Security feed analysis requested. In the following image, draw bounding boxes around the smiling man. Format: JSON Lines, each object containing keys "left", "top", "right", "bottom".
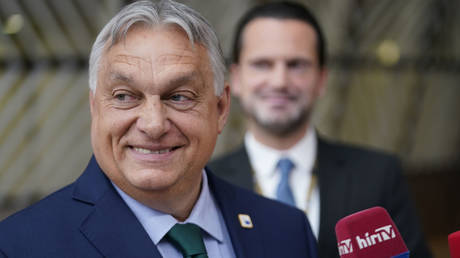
{"left": 90, "top": 24, "right": 223, "bottom": 222}
{"left": 0, "top": 1, "right": 317, "bottom": 258}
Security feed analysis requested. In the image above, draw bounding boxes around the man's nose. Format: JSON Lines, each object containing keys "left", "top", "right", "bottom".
{"left": 136, "top": 96, "right": 171, "bottom": 139}
{"left": 270, "top": 63, "right": 289, "bottom": 89}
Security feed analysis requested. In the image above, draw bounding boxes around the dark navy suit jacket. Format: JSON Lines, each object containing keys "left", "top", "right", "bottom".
{"left": 0, "top": 156, "right": 318, "bottom": 258}
{"left": 209, "top": 137, "right": 432, "bottom": 258}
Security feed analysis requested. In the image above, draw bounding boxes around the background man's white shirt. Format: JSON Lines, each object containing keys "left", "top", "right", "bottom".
{"left": 245, "top": 128, "right": 320, "bottom": 238}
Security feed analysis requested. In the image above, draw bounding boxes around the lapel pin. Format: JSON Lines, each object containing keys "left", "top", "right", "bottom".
{"left": 238, "top": 214, "right": 253, "bottom": 229}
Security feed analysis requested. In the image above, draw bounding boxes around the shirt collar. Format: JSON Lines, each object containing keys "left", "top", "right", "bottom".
{"left": 289, "top": 127, "right": 317, "bottom": 173}
{"left": 185, "top": 170, "right": 224, "bottom": 243}
{"left": 112, "top": 170, "right": 224, "bottom": 245}
{"left": 245, "top": 126, "right": 317, "bottom": 176}
{"left": 245, "top": 132, "right": 280, "bottom": 177}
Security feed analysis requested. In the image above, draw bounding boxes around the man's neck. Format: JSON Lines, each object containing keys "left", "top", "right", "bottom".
{"left": 112, "top": 173, "right": 203, "bottom": 222}
{"left": 249, "top": 122, "right": 310, "bottom": 150}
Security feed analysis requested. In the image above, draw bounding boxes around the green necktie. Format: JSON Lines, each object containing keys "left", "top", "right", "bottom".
{"left": 166, "top": 223, "right": 209, "bottom": 258}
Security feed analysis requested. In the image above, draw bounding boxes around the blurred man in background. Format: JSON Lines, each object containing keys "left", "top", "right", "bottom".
{"left": 209, "top": 2, "right": 432, "bottom": 257}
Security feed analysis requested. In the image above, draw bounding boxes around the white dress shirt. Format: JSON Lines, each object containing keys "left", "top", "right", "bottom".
{"left": 245, "top": 128, "right": 320, "bottom": 239}
{"left": 113, "top": 170, "right": 236, "bottom": 258}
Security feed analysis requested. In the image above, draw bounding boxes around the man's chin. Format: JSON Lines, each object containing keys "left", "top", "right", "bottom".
{"left": 255, "top": 115, "right": 307, "bottom": 136}
{"left": 127, "top": 174, "right": 177, "bottom": 192}
{"left": 258, "top": 115, "right": 294, "bottom": 128}
{"left": 260, "top": 123, "right": 294, "bottom": 136}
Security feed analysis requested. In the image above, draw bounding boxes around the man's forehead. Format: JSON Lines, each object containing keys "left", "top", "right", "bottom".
{"left": 111, "top": 54, "right": 149, "bottom": 67}
{"left": 102, "top": 55, "right": 210, "bottom": 90}
{"left": 107, "top": 49, "right": 200, "bottom": 66}
{"left": 98, "top": 26, "right": 213, "bottom": 86}
{"left": 243, "top": 18, "right": 316, "bottom": 40}
{"left": 100, "top": 49, "right": 205, "bottom": 79}
{"left": 103, "top": 53, "right": 204, "bottom": 78}
{"left": 240, "top": 18, "right": 318, "bottom": 59}
{"left": 107, "top": 67, "right": 199, "bottom": 83}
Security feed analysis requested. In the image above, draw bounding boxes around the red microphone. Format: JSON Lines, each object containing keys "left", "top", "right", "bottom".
{"left": 335, "top": 206, "right": 409, "bottom": 258}
{"left": 449, "top": 230, "right": 460, "bottom": 258}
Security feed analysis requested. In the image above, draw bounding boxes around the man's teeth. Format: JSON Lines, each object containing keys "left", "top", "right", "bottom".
{"left": 133, "top": 147, "right": 171, "bottom": 154}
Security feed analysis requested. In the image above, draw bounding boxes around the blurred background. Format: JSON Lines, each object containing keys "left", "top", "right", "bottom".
{"left": 0, "top": 0, "right": 458, "bottom": 256}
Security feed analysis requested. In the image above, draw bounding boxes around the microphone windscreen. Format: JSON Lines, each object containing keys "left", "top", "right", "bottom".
{"left": 335, "top": 206, "right": 409, "bottom": 258}
{"left": 449, "top": 230, "right": 460, "bottom": 258}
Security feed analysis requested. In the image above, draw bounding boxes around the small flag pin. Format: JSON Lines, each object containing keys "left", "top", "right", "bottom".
{"left": 238, "top": 214, "right": 253, "bottom": 229}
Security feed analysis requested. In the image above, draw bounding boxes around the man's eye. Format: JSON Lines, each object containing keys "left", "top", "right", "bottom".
{"left": 287, "top": 59, "right": 312, "bottom": 71}
{"left": 165, "top": 92, "right": 197, "bottom": 110}
{"left": 170, "top": 94, "right": 190, "bottom": 102}
{"left": 114, "top": 93, "right": 136, "bottom": 102}
{"left": 251, "top": 60, "right": 272, "bottom": 69}
{"left": 115, "top": 94, "right": 127, "bottom": 101}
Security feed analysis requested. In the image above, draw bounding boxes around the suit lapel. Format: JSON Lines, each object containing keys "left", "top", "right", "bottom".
{"left": 207, "top": 170, "right": 265, "bottom": 258}
{"left": 73, "top": 157, "right": 161, "bottom": 258}
{"left": 316, "top": 138, "right": 351, "bottom": 252}
{"left": 226, "top": 145, "right": 255, "bottom": 190}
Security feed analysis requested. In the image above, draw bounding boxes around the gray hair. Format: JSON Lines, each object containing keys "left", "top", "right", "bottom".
{"left": 88, "top": 0, "right": 226, "bottom": 96}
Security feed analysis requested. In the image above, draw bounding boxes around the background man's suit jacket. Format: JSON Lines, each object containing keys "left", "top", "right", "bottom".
{"left": 0, "top": 156, "right": 318, "bottom": 258}
{"left": 209, "top": 137, "right": 432, "bottom": 258}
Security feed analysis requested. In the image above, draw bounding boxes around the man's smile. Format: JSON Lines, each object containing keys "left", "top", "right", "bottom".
{"left": 127, "top": 144, "right": 185, "bottom": 160}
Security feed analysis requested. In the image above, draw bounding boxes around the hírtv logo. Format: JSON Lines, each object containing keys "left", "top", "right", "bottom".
{"left": 338, "top": 225, "right": 396, "bottom": 255}
{"left": 356, "top": 225, "right": 396, "bottom": 249}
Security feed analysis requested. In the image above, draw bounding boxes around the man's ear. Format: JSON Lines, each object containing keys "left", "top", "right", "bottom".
{"left": 317, "top": 68, "right": 328, "bottom": 97}
{"left": 217, "top": 84, "right": 231, "bottom": 134}
{"left": 229, "top": 64, "right": 242, "bottom": 97}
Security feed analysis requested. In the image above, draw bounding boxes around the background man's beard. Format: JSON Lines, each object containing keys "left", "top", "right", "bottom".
{"left": 250, "top": 108, "right": 311, "bottom": 136}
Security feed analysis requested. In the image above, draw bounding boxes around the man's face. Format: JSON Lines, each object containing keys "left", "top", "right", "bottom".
{"left": 232, "top": 18, "right": 326, "bottom": 135}
{"left": 90, "top": 25, "right": 229, "bottom": 198}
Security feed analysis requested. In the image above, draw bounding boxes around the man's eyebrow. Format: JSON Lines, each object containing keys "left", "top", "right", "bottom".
{"left": 109, "top": 71, "right": 134, "bottom": 84}
{"left": 168, "top": 71, "right": 201, "bottom": 87}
